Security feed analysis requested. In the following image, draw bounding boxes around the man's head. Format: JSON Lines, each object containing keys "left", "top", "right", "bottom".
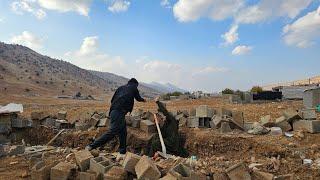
{"left": 128, "top": 78, "right": 139, "bottom": 86}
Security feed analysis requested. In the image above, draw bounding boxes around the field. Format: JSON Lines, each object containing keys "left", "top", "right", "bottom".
{"left": 1, "top": 95, "right": 320, "bottom": 179}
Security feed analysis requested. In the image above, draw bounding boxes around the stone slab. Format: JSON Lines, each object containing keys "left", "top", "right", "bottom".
{"left": 135, "top": 155, "right": 161, "bottom": 180}
{"left": 75, "top": 150, "right": 94, "bottom": 171}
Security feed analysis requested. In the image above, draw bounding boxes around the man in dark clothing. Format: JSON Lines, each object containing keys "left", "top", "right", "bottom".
{"left": 86, "top": 78, "right": 146, "bottom": 154}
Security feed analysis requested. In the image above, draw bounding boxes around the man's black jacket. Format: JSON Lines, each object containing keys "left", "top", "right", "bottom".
{"left": 110, "top": 82, "right": 145, "bottom": 114}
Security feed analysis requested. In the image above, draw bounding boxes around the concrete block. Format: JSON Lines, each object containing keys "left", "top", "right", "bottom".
{"left": 90, "top": 114, "right": 100, "bottom": 127}
{"left": 220, "top": 122, "right": 232, "bottom": 133}
{"left": 90, "top": 156, "right": 114, "bottom": 177}
{"left": 57, "top": 111, "right": 67, "bottom": 120}
{"left": 199, "top": 117, "right": 205, "bottom": 127}
{"left": 270, "top": 127, "right": 283, "bottom": 136}
{"left": 75, "top": 150, "right": 94, "bottom": 171}
{"left": 104, "top": 166, "right": 127, "bottom": 180}
{"left": 303, "top": 88, "right": 320, "bottom": 108}
{"left": 140, "top": 120, "right": 156, "bottom": 134}
{"left": 300, "top": 109, "right": 317, "bottom": 120}
{"left": 50, "top": 162, "right": 77, "bottom": 180}
{"left": 122, "top": 152, "right": 141, "bottom": 174}
{"left": 0, "top": 114, "right": 13, "bottom": 133}
{"left": 226, "top": 162, "right": 251, "bottom": 180}
{"left": 31, "top": 161, "right": 55, "bottom": 180}
{"left": 251, "top": 170, "right": 274, "bottom": 180}
{"left": 204, "top": 118, "right": 211, "bottom": 128}
{"left": 135, "top": 155, "right": 161, "bottom": 180}
{"left": 97, "top": 118, "right": 109, "bottom": 127}
{"left": 196, "top": 105, "right": 213, "bottom": 118}
{"left": 79, "top": 171, "right": 98, "bottom": 180}
{"left": 187, "top": 117, "right": 199, "bottom": 128}
{"left": 11, "top": 117, "right": 28, "bottom": 128}
{"left": 131, "top": 117, "right": 141, "bottom": 128}
{"left": 213, "top": 173, "right": 229, "bottom": 180}
{"left": 178, "top": 117, "right": 188, "bottom": 127}
{"left": 293, "top": 120, "right": 320, "bottom": 133}
{"left": 231, "top": 110, "right": 244, "bottom": 129}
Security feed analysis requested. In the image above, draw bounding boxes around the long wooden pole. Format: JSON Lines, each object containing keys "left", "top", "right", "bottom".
{"left": 153, "top": 113, "right": 166, "bottom": 155}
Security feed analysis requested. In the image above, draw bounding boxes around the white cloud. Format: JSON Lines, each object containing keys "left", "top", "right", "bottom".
{"left": 161, "top": 0, "right": 171, "bottom": 9}
{"left": 232, "top": 45, "right": 252, "bottom": 55}
{"left": 173, "top": 0, "right": 244, "bottom": 22}
{"left": 0, "top": 17, "right": 4, "bottom": 23}
{"left": 283, "top": 6, "right": 320, "bottom": 48}
{"left": 11, "top": 0, "right": 47, "bottom": 20}
{"left": 192, "top": 66, "right": 228, "bottom": 76}
{"left": 221, "top": 24, "right": 239, "bottom": 45}
{"left": 64, "top": 36, "right": 127, "bottom": 74}
{"left": 108, "top": 0, "right": 130, "bottom": 13}
{"left": 10, "top": 31, "right": 44, "bottom": 50}
{"left": 37, "top": 0, "right": 92, "bottom": 16}
{"left": 235, "top": 0, "right": 313, "bottom": 24}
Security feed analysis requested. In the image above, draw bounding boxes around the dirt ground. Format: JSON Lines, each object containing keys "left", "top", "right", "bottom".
{"left": 1, "top": 95, "right": 320, "bottom": 179}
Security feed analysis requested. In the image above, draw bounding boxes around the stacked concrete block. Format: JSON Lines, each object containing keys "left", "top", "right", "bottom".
{"left": 135, "top": 155, "right": 161, "bottom": 180}
{"left": 140, "top": 120, "right": 156, "bottom": 134}
{"left": 196, "top": 105, "right": 213, "bottom": 118}
{"left": 104, "top": 166, "right": 128, "bottom": 180}
{"left": 293, "top": 120, "right": 320, "bottom": 133}
{"left": 122, "top": 152, "right": 141, "bottom": 174}
{"left": 226, "top": 162, "right": 251, "bottom": 180}
{"left": 187, "top": 117, "right": 199, "bottom": 128}
{"left": 50, "top": 162, "right": 77, "bottom": 180}
{"left": 57, "top": 111, "right": 67, "bottom": 120}
{"left": 303, "top": 88, "right": 320, "bottom": 108}
{"left": 90, "top": 156, "right": 114, "bottom": 178}
{"left": 216, "top": 108, "right": 232, "bottom": 117}
{"left": 75, "top": 150, "right": 94, "bottom": 171}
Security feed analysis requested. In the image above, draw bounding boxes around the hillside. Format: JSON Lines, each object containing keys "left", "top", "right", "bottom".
{"left": 145, "top": 82, "right": 187, "bottom": 93}
{"left": 263, "top": 75, "right": 320, "bottom": 90}
{"left": 0, "top": 42, "right": 160, "bottom": 98}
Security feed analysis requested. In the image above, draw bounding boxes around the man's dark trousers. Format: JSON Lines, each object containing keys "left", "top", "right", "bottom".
{"left": 89, "top": 110, "right": 127, "bottom": 154}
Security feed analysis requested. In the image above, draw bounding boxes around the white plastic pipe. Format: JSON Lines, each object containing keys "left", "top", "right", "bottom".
{"left": 153, "top": 113, "right": 167, "bottom": 155}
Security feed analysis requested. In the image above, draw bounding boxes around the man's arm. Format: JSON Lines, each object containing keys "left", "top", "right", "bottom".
{"left": 134, "top": 88, "right": 146, "bottom": 102}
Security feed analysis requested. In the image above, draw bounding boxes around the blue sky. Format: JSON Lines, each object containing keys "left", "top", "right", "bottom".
{"left": 0, "top": 0, "right": 319, "bottom": 92}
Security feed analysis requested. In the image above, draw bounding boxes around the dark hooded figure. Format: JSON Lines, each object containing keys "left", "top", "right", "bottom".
{"left": 86, "top": 78, "right": 146, "bottom": 154}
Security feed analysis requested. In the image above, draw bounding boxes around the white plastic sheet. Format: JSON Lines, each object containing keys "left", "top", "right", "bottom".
{"left": 0, "top": 103, "right": 23, "bottom": 114}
